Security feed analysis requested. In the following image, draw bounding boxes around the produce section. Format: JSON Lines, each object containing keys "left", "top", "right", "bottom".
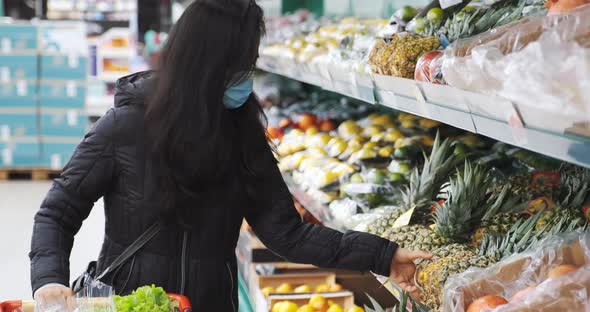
{"left": 253, "top": 1, "right": 590, "bottom": 310}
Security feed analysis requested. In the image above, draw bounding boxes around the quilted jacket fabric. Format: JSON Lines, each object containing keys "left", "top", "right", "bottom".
{"left": 29, "top": 71, "right": 398, "bottom": 311}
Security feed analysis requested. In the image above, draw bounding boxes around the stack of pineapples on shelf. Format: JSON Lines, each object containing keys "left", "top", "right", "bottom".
{"left": 363, "top": 134, "right": 590, "bottom": 310}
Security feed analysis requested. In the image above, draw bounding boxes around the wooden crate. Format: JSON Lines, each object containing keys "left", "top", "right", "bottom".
{"left": 268, "top": 291, "right": 355, "bottom": 310}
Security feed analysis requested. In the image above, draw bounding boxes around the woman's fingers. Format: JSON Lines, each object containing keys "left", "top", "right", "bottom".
{"left": 408, "top": 250, "right": 433, "bottom": 260}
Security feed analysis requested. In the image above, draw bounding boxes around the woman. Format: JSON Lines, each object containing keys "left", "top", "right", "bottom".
{"left": 30, "top": 0, "right": 431, "bottom": 310}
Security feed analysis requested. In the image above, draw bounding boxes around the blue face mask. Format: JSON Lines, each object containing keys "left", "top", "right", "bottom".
{"left": 223, "top": 78, "right": 253, "bottom": 109}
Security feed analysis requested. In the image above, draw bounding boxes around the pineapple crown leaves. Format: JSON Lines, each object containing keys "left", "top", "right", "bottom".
{"left": 481, "top": 185, "right": 525, "bottom": 221}
{"left": 558, "top": 168, "right": 590, "bottom": 209}
{"left": 403, "top": 132, "right": 465, "bottom": 211}
{"left": 433, "top": 161, "right": 493, "bottom": 241}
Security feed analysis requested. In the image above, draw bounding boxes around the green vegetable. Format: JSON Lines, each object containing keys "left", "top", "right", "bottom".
{"left": 427, "top": 8, "right": 444, "bottom": 24}
{"left": 396, "top": 5, "right": 419, "bottom": 22}
{"left": 114, "top": 285, "right": 171, "bottom": 312}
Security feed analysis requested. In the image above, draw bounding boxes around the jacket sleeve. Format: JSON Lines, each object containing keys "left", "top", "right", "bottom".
{"left": 245, "top": 146, "right": 397, "bottom": 276}
{"left": 29, "top": 109, "right": 117, "bottom": 294}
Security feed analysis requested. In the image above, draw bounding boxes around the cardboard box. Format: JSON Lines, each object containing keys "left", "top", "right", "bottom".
{"left": 40, "top": 138, "right": 80, "bottom": 169}
{"left": 40, "top": 55, "right": 88, "bottom": 80}
{"left": 39, "top": 80, "right": 86, "bottom": 109}
{"left": 0, "top": 81, "right": 38, "bottom": 108}
{"left": 0, "top": 54, "right": 39, "bottom": 81}
{"left": 258, "top": 272, "right": 336, "bottom": 293}
{"left": 40, "top": 109, "right": 88, "bottom": 137}
{"left": 0, "top": 23, "right": 38, "bottom": 53}
{"left": 0, "top": 138, "right": 41, "bottom": 167}
{"left": 0, "top": 110, "right": 38, "bottom": 138}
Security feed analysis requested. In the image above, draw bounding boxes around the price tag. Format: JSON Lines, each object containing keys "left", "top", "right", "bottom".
{"left": 50, "top": 154, "right": 62, "bottom": 170}
{"left": 0, "top": 67, "right": 10, "bottom": 83}
{"left": 16, "top": 80, "right": 27, "bottom": 96}
{"left": 66, "top": 81, "right": 77, "bottom": 97}
{"left": 440, "top": 0, "right": 463, "bottom": 9}
{"left": 0, "top": 125, "right": 10, "bottom": 140}
{"left": 1, "top": 38, "right": 11, "bottom": 53}
{"left": 67, "top": 110, "right": 79, "bottom": 126}
{"left": 506, "top": 104, "right": 527, "bottom": 145}
{"left": 392, "top": 207, "right": 415, "bottom": 228}
{"left": 68, "top": 54, "right": 79, "bottom": 68}
{"left": 2, "top": 148, "right": 12, "bottom": 165}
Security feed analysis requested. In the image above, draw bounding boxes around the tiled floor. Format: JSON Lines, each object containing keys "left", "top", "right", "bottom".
{"left": 0, "top": 181, "right": 105, "bottom": 300}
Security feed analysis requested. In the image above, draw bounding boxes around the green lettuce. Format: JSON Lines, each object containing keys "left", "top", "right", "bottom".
{"left": 114, "top": 285, "right": 171, "bottom": 312}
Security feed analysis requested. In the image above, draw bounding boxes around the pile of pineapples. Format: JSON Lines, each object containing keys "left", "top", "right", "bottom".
{"left": 365, "top": 135, "right": 590, "bottom": 310}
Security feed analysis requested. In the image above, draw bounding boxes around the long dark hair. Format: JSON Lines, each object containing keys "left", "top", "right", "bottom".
{"left": 145, "top": 0, "right": 268, "bottom": 210}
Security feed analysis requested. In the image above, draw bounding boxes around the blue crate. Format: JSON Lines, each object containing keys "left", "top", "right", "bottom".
{"left": 0, "top": 139, "right": 41, "bottom": 167}
{"left": 0, "top": 54, "right": 38, "bottom": 81}
{"left": 0, "top": 111, "right": 38, "bottom": 138}
{"left": 0, "top": 82, "right": 37, "bottom": 108}
{"left": 0, "top": 24, "right": 39, "bottom": 52}
{"left": 40, "top": 109, "right": 88, "bottom": 137}
{"left": 40, "top": 140, "right": 80, "bottom": 169}
{"left": 39, "top": 80, "right": 86, "bottom": 109}
{"left": 41, "top": 55, "right": 88, "bottom": 80}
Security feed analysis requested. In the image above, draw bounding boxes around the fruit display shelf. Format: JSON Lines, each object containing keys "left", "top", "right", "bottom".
{"left": 257, "top": 57, "right": 590, "bottom": 170}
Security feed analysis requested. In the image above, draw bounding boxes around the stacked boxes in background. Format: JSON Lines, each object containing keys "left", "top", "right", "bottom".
{"left": 0, "top": 23, "right": 41, "bottom": 167}
{"left": 39, "top": 21, "right": 89, "bottom": 169}
{"left": 0, "top": 21, "right": 89, "bottom": 169}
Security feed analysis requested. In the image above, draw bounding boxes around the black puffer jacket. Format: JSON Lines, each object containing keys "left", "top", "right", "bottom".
{"left": 29, "top": 72, "right": 397, "bottom": 311}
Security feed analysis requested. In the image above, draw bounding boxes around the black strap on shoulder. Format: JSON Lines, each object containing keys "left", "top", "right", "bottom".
{"left": 95, "top": 220, "right": 162, "bottom": 281}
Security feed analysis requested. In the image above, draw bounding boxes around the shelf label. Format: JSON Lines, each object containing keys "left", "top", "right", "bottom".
{"left": 506, "top": 104, "right": 528, "bottom": 145}
{"left": 2, "top": 148, "right": 12, "bottom": 165}
{"left": 0, "top": 67, "right": 10, "bottom": 83}
{"left": 67, "top": 110, "right": 79, "bottom": 126}
{"left": 440, "top": 0, "right": 463, "bottom": 9}
{"left": 66, "top": 81, "right": 77, "bottom": 97}
{"left": 16, "top": 80, "right": 27, "bottom": 96}
{"left": 0, "top": 125, "right": 10, "bottom": 141}
{"left": 1, "top": 38, "right": 11, "bottom": 53}
{"left": 50, "top": 154, "right": 62, "bottom": 170}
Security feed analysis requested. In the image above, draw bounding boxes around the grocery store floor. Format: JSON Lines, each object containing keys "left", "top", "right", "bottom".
{"left": 0, "top": 182, "right": 105, "bottom": 300}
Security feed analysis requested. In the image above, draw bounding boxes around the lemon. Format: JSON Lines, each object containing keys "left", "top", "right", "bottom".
{"left": 309, "top": 295, "right": 328, "bottom": 311}
{"left": 279, "top": 301, "right": 299, "bottom": 312}
{"left": 294, "top": 284, "right": 312, "bottom": 293}
{"left": 315, "top": 284, "right": 330, "bottom": 292}
{"left": 378, "top": 146, "right": 394, "bottom": 158}
{"left": 273, "top": 302, "right": 287, "bottom": 312}
{"left": 329, "top": 283, "right": 343, "bottom": 292}
{"left": 306, "top": 127, "right": 319, "bottom": 136}
{"left": 297, "top": 305, "right": 314, "bottom": 312}
{"left": 276, "top": 283, "right": 293, "bottom": 293}
{"left": 261, "top": 286, "right": 274, "bottom": 297}
{"left": 347, "top": 306, "right": 365, "bottom": 312}
{"left": 383, "top": 130, "right": 404, "bottom": 142}
{"left": 327, "top": 304, "right": 344, "bottom": 312}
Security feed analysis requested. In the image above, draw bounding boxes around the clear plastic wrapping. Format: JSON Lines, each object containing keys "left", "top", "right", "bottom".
{"left": 443, "top": 231, "right": 590, "bottom": 312}
{"left": 442, "top": 4, "right": 590, "bottom": 119}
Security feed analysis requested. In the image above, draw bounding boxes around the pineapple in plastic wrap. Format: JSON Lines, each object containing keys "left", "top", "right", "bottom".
{"left": 369, "top": 33, "right": 440, "bottom": 78}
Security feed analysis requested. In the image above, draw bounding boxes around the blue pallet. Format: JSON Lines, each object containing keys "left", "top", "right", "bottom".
{"left": 41, "top": 55, "right": 88, "bottom": 80}
{"left": 0, "top": 54, "right": 39, "bottom": 80}
{"left": 39, "top": 80, "right": 86, "bottom": 109}
{"left": 40, "top": 110, "right": 88, "bottom": 137}
{"left": 0, "top": 24, "right": 39, "bottom": 52}
{"left": 0, "top": 112, "right": 38, "bottom": 138}
{"left": 0, "top": 82, "right": 38, "bottom": 108}
{"left": 0, "top": 139, "right": 41, "bottom": 167}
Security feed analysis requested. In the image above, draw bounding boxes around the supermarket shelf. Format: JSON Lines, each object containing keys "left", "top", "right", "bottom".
{"left": 282, "top": 174, "right": 344, "bottom": 232}
{"left": 257, "top": 57, "right": 590, "bottom": 169}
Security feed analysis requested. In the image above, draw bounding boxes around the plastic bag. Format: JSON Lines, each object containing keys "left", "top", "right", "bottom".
{"left": 443, "top": 231, "right": 590, "bottom": 312}
{"left": 72, "top": 281, "right": 116, "bottom": 312}
{"left": 414, "top": 50, "right": 445, "bottom": 84}
{"left": 442, "top": 4, "right": 590, "bottom": 118}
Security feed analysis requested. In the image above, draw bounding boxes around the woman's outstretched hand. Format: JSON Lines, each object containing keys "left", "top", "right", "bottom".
{"left": 389, "top": 247, "right": 432, "bottom": 298}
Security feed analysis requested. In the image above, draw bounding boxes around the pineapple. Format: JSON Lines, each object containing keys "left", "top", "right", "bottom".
{"left": 366, "top": 208, "right": 406, "bottom": 236}
{"left": 417, "top": 244, "right": 495, "bottom": 309}
{"left": 366, "top": 133, "right": 462, "bottom": 235}
{"left": 535, "top": 168, "right": 590, "bottom": 231}
{"left": 471, "top": 185, "right": 525, "bottom": 247}
{"left": 386, "top": 162, "right": 493, "bottom": 252}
